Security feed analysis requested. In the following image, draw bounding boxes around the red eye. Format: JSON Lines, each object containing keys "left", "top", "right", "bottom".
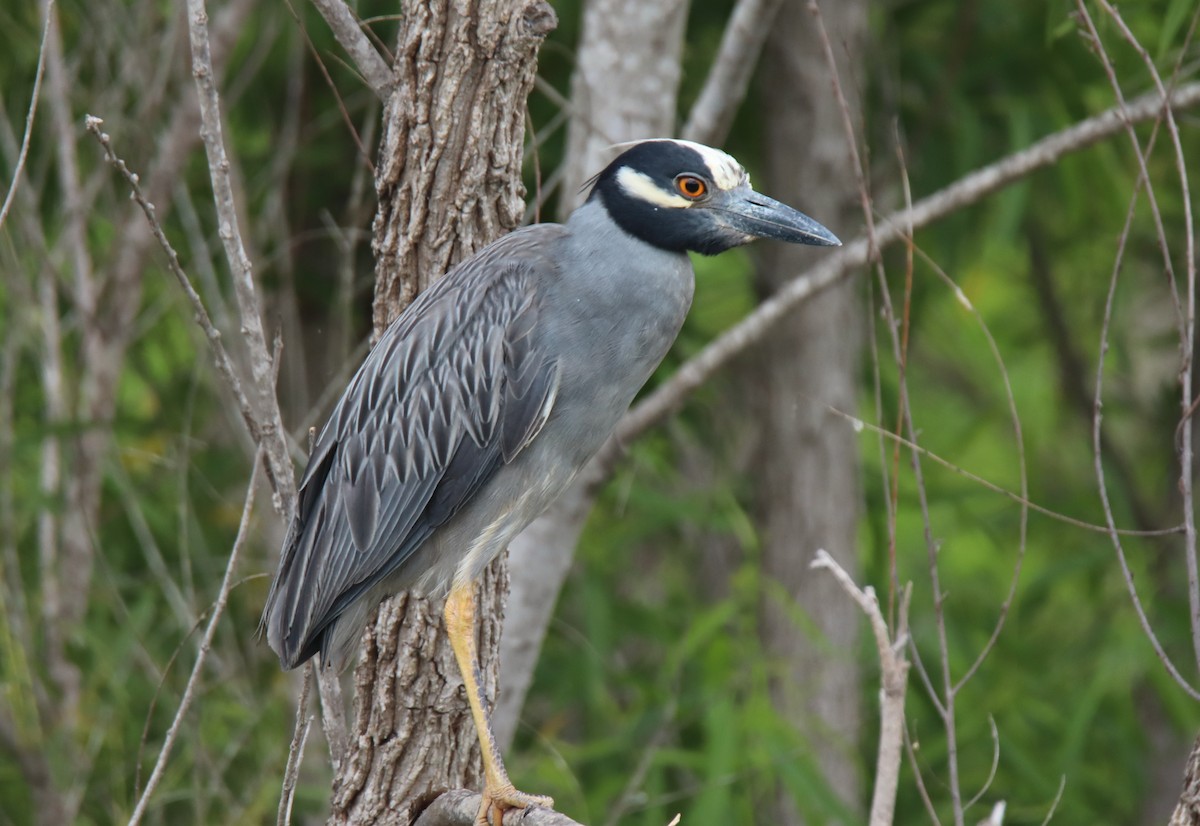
{"left": 676, "top": 175, "right": 707, "bottom": 199}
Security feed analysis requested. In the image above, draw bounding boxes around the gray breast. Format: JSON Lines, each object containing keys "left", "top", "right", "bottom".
{"left": 535, "top": 199, "right": 695, "bottom": 461}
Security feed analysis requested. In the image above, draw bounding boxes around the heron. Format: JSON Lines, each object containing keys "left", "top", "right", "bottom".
{"left": 263, "top": 138, "right": 840, "bottom": 824}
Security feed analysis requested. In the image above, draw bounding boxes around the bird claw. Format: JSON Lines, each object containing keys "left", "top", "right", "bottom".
{"left": 474, "top": 784, "right": 554, "bottom": 826}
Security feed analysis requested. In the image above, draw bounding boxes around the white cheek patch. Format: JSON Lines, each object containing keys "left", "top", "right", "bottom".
{"left": 615, "top": 166, "right": 692, "bottom": 209}
{"left": 671, "top": 139, "right": 747, "bottom": 191}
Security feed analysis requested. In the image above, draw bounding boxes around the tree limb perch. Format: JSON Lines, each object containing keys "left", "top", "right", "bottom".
{"left": 413, "top": 792, "right": 584, "bottom": 826}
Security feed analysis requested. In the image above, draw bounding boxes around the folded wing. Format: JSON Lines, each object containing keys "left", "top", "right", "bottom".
{"left": 263, "top": 243, "right": 561, "bottom": 668}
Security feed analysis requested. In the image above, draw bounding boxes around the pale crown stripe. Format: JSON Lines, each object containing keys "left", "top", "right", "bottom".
{"left": 615, "top": 166, "right": 693, "bottom": 209}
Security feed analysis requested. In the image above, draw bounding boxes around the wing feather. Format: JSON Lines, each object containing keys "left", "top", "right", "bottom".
{"left": 263, "top": 230, "right": 564, "bottom": 668}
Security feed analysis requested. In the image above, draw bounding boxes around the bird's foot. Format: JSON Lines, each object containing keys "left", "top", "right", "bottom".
{"left": 474, "top": 783, "right": 554, "bottom": 826}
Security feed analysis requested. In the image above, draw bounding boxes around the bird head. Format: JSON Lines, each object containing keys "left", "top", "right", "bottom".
{"left": 586, "top": 139, "right": 841, "bottom": 255}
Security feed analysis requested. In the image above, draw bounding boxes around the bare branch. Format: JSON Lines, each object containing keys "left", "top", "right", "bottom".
{"left": 278, "top": 668, "right": 313, "bottom": 826}
{"left": 811, "top": 550, "right": 909, "bottom": 826}
{"left": 681, "top": 0, "right": 784, "bottom": 145}
{"left": 127, "top": 454, "right": 261, "bottom": 826}
{"left": 83, "top": 117, "right": 268, "bottom": 475}
{"left": 186, "top": 0, "right": 297, "bottom": 516}
{"left": 610, "top": 81, "right": 1200, "bottom": 457}
{"left": 0, "top": 0, "right": 50, "bottom": 231}
{"left": 309, "top": 0, "right": 392, "bottom": 99}
{"left": 1039, "top": 775, "right": 1067, "bottom": 826}
{"left": 43, "top": 0, "right": 96, "bottom": 319}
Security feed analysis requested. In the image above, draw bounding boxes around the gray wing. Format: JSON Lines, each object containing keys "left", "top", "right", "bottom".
{"left": 263, "top": 233, "right": 562, "bottom": 668}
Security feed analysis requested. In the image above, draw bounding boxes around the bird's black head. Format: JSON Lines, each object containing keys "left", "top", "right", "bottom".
{"left": 586, "top": 139, "right": 841, "bottom": 255}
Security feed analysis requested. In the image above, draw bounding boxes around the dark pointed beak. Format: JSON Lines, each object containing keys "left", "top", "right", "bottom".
{"left": 712, "top": 186, "right": 841, "bottom": 247}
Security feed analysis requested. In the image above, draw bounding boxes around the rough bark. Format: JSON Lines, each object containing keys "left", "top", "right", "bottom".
{"left": 370, "top": 0, "right": 556, "bottom": 334}
{"left": 493, "top": 0, "right": 688, "bottom": 751}
{"left": 752, "top": 1, "right": 867, "bottom": 820}
{"left": 327, "top": 2, "right": 556, "bottom": 824}
{"left": 1171, "top": 733, "right": 1200, "bottom": 826}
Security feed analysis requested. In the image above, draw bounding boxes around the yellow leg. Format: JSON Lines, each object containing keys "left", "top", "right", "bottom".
{"left": 444, "top": 583, "right": 554, "bottom": 826}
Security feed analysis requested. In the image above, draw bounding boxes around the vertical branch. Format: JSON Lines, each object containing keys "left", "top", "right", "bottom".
{"left": 278, "top": 667, "right": 314, "bottom": 826}
{"left": 811, "top": 551, "right": 910, "bottom": 826}
{"left": 35, "top": 254, "right": 70, "bottom": 711}
{"left": 38, "top": 0, "right": 92, "bottom": 731}
{"left": 185, "top": 0, "right": 297, "bottom": 516}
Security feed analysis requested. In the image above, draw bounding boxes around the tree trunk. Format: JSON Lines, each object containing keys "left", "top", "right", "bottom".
{"left": 327, "top": 2, "right": 556, "bottom": 823}
{"left": 494, "top": 0, "right": 688, "bottom": 751}
{"left": 1170, "top": 732, "right": 1200, "bottom": 826}
{"left": 752, "top": 1, "right": 867, "bottom": 821}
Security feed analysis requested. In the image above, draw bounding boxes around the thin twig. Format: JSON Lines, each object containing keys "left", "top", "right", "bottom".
{"left": 0, "top": 0, "right": 51, "bottom": 230}
{"left": 602, "top": 695, "right": 678, "bottom": 826}
{"left": 911, "top": 246, "right": 1029, "bottom": 694}
{"left": 1096, "top": 0, "right": 1199, "bottom": 677}
{"left": 1038, "top": 775, "right": 1067, "bottom": 826}
{"left": 284, "top": 0, "right": 376, "bottom": 175}
{"left": 903, "top": 721, "right": 942, "bottom": 826}
{"left": 1075, "top": 2, "right": 1200, "bottom": 700}
{"left": 315, "top": 661, "right": 347, "bottom": 772}
{"left": 83, "top": 117, "right": 266, "bottom": 469}
{"left": 127, "top": 453, "right": 262, "bottom": 826}
{"left": 964, "top": 716, "right": 1001, "bottom": 812}
{"left": 277, "top": 667, "right": 313, "bottom": 826}
{"left": 827, "top": 408, "right": 1180, "bottom": 538}
{"left": 809, "top": 3, "right": 961, "bottom": 819}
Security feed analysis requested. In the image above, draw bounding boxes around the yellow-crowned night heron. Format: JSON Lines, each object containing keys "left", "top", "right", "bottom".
{"left": 262, "top": 139, "right": 839, "bottom": 823}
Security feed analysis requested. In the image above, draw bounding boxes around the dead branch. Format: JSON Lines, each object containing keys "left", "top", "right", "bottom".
{"left": 610, "top": 80, "right": 1200, "bottom": 458}
{"left": 82, "top": 117, "right": 269, "bottom": 467}
{"left": 278, "top": 667, "right": 314, "bottom": 826}
{"left": 186, "top": 0, "right": 297, "bottom": 517}
{"left": 0, "top": 0, "right": 49, "bottom": 229}
{"left": 681, "top": 0, "right": 784, "bottom": 145}
{"left": 309, "top": 0, "right": 392, "bottom": 99}
{"left": 811, "top": 550, "right": 910, "bottom": 826}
